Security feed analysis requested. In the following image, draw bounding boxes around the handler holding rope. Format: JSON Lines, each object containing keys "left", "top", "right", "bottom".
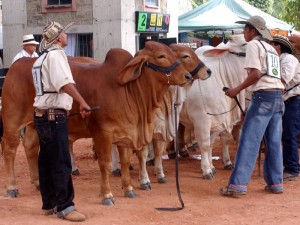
{"left": 220, "top": 15, "right": 285, "bottom": 196}
{"left": 32, "top": 21, "right": 91, "bottom": 221}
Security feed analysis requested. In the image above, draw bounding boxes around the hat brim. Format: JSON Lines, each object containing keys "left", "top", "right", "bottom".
{"left": 235, "top": 20, "right": 273, "bottom": 41}
{"left": 39, "top": 22, "right": 74, "bottom": 52}
{"left": 272, "top": 37, "right": 295, "bottom": 54}
{"left": 21, "top": 41, "right": 39, "bottom": 46}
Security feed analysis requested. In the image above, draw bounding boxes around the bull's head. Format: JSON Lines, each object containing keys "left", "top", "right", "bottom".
{"left": 117, "top": 41, "right": 192, "bottom": 86}
{"left": 169, "top": 44, "right": 211, "bottom": 80}
{"left": 199, "top": 34, "right": 247, "bottom": 58}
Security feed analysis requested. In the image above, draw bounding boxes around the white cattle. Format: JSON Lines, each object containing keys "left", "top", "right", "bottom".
{"left": 179, "top": 34, "right": 248, "bottom": 179}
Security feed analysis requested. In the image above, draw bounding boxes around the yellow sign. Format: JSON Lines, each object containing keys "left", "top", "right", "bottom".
{"left": 157, "top": 14, "right": 162, "bottom": 26}
{"left": 150, "top": 14, "right": 157, "bottom": 26}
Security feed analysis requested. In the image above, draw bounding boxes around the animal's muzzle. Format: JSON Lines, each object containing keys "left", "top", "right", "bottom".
{"left": 207, "top": 68, "right": 212, "bottom": 76}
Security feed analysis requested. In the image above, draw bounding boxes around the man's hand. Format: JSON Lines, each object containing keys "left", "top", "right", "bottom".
{"left": 80, "top": 103, "right": 91, "bottom": 118}
{"left": 225, "top": 87, "right": 241, "bottom": 98}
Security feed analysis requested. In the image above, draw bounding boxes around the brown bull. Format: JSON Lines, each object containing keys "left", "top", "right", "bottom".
{"left": 288, "top": 36, "right": 300, "bottom": 61}
{"left": 1, "top": 41, "right": 192, "bottom": 205}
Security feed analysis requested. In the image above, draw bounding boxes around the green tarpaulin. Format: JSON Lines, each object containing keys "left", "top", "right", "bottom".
{"left": 179, "top": 0, "right": 293, "bottom": 32}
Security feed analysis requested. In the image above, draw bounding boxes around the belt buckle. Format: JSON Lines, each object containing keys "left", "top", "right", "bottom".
{"left": 35, "top": 111, "right": 44, "bottom": 117}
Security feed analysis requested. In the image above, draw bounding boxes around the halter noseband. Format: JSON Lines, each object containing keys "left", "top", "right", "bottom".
{"left": 190, "top": 62, "right": 206, "bottom": 77}
{"left": 144, "top": 60, "right": 181, "bottom": 74}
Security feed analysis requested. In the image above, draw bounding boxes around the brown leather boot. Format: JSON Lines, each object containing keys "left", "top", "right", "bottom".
{"left": 62, "top": 210, "right": 86, "bottom": 222}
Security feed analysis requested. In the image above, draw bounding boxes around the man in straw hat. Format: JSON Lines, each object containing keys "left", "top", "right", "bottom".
{"left": 32, "top": 21, "right": 91, "bottom": 222}
{"left": 12, "top": 34, "right": 39, "bottom": 64}
{"left": 271, "top": 34, "right": 300, "bottom": 182}
{"left": 220, "top": 15, "right": 285, "bottom": 196}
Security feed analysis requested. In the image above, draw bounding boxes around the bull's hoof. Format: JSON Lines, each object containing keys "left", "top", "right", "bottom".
{"left": 187, "top": 143, "right": 198, "bottom": 151}
{"left": 140, "top": 182, "right": 151, "bottom": 190}
{"left": 168, "top": 152, "right": 176, "bottom": 159}
{"left": 224, "top": 164, "right": 234, "bottom": 170}
{"left": 92, "top": 152, "right": 98, "bottom": 160}
{"left": 129, "top": 164, "right": 134, "bottom": 171}
{"left": 101, "top": 197, "right": 115, "bottom": 206}
{"left": 35, "top": 185, "right": 40, "bottom": 191}
{"left": 157, "top": 177, "right": 167, "bottom": 184}
{"left": 7, "top": 189, "right": 19, "bottom": 198}
{"left": 72, "top": 169, "right": 80, "bottom": 176}
{"left": 179, "top": 150, "right": 189, "bottom": 158}
{"left": 112, "top": 169, "right": 121, "bottom": 177}
{"left": 146, "top": 159, "right": 154, "bottom": 166}
{"left": 203, "top": 173, "right": 214, "bottom": 180}
{"left": 212, "top": 168, "right": 217, "bottom": 176}
{"left": 125, "top": 190, "right": 137, "bottom": 198}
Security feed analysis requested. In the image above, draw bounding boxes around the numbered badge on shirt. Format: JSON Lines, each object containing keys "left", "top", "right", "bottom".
{"left": 266, "top": 52, "right": 281, "bottom": 79}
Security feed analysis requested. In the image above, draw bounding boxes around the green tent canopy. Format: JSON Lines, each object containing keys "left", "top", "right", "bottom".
{"left": 179, "top": 0, "right": 293, "bottom": 32}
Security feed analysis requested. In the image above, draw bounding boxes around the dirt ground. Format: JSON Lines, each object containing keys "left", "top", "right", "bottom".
{"left": 1, "top": 138, "right": 300, "bottom": 225}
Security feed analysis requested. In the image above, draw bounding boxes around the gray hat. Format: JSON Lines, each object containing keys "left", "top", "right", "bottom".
{"left": 39, "top": 21, "right": 73, "bottom": 52}
{"left": 236, "top": 15, "right": 273, "bottom": 41}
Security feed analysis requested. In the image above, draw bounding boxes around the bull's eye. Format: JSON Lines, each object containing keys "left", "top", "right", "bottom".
{"left": 242, "top": 44, "right": 247, "bottom": 47}
{"left": 158, "top": 55, "right": 165, "bottom": 59}
{"left": 182, "top": 55, "right": 189, "bottom": 59}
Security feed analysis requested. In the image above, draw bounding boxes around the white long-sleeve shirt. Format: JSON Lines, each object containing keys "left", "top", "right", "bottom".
{"left": 12, "top": 49, "right": 38, "bottom": 64}
{"left": 280, "top": 53, "right": 300, "bottom": 101}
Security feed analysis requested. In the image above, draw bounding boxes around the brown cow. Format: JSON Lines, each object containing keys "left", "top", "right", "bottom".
{"left": 288, "top": 36, "right": 300, "bottom": 61}
{"left": 1, "top": 41, "right": 192, "bottom": 205}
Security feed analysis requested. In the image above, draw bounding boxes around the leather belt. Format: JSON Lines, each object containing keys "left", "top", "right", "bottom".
{"left": 256, "top": 88, "right": 282, "bottom": 92}
{"left": 34, "top": 108, "right": 68, "bottom": 117}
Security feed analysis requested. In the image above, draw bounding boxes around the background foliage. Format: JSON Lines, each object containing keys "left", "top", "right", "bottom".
{"left": 191, "top": 0, "right": 300, "bottom": 30}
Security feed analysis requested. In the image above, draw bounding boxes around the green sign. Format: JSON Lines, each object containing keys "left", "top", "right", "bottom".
{"left": 137, "top": 12, "right": 148, "bottom": 31}
{"left": 135, "top": 11, "right": 170, "bottom": 33}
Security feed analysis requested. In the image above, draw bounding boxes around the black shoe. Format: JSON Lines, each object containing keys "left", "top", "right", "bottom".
{"left": 219, "top": 186, "right": 246, "bottom": 197}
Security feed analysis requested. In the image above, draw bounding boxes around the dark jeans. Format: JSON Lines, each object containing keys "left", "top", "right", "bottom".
{"left": 282, "top": 96, "right": 300, "bottom": 175}
{"left": 34, "top": 113, "right": 74, "bottom": 212}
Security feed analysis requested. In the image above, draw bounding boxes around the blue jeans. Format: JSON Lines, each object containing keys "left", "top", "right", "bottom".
{"left": 34, "top": 113, "right": 75, "bottom": 213}
{"left": 228, "top": 90, "right": 284, "bottom": 192}
{"left": 282, "top": 96, "right": 300, "bottom": 175}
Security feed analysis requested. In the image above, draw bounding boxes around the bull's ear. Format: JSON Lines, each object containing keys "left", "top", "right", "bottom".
{"left": 117, "top": 55, "right": 148, "bottom": 85}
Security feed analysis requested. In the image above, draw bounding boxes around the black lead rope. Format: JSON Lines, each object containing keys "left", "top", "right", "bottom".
{"left": 69, "top": 105, "right": 100, "bottom": 117}
{"left": 156, "top": 103, "right": 184, "bottom": 211}
{"left": 222, "top": 87, "right": 245, "bottom": 116}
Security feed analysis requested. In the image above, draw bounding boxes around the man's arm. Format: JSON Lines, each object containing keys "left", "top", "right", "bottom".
{"left": 225, "top": 68, "right": 262, "bottom": 98}
{"left": 62, "top": 83, "right": 91, "bottom": 118}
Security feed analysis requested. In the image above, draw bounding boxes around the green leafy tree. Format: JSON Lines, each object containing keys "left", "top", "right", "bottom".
{"left": 273, "top": 0, "right": 300, "bottom": 30}
{"left": 192, "top": 0, "right": 210, "bottom": 8}
{"left": 245, "top": 0, "right": 272, "bottom": 14}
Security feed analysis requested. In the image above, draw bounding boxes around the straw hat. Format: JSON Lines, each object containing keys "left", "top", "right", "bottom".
{"left": 39, "top": 21, "right": 74, "bottom": 52}
{"left": 235, "top": 15, "right": 273, "bottom": 41}
{"left": 21, "top": 34, "right": 39, "bottom": 46}
{"left": 272, "top": 34, "right": 294, "bottom": 54}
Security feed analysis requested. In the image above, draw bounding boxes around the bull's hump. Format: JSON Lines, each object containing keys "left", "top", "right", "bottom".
{"left": 105, "top": 48, "right": 133, "bottom": 66}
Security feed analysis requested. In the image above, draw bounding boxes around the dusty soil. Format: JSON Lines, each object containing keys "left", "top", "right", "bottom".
{"left": 0, "top": 138, "right": 300, "bottom": 225}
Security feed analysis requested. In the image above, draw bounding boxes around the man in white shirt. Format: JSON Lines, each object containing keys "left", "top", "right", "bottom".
{"left": 12, "top": 34, "right": 39, "bottom": 64}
